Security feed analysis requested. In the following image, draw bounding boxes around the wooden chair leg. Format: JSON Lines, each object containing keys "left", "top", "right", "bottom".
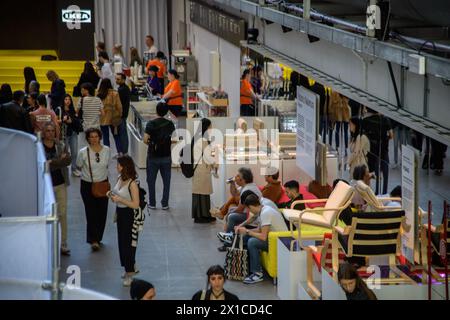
{"left": 306, "top": 248, "right": 321, "bottom": 299}
{"left": 332, "top": 230, "right": 339, "bottom": 281}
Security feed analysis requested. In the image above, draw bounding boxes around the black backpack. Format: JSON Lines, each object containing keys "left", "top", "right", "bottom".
{"left": 128, "top": 180, "right": 147, "bottom": 211}
{"left": 148, "top": 121, "right": 172, "bottom": 155}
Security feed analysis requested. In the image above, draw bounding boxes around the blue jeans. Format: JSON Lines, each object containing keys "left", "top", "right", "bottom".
{"left": 226, "top": 211, "right": 247, "bottom": 233}
{"left": 118, "top": 119, "right": 129, "bottom": 155}
{"left": 101, "top": 125, "right": 122, "bottom": 153}
{"left": 243, "top": 236, "right": 268, "bottom": 274}
{"left": 65, "top": 133, "right": 78, "bottom": 170}
{"left": 146, "top": 156, "right": 172, "bottom": 207}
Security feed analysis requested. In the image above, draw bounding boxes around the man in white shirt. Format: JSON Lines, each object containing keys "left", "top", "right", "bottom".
{"left": 235, "top": 194, "right": 287, "bottom": 284}
{"left": 143, "top": 35, "right": 158, "bottom": 70}
{"left": 98, "top": 51, "right": 117, "bottom": 89}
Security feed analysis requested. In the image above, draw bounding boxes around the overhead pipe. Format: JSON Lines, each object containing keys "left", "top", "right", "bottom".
{"left": 264, "top": 0, "right": 450, "bottom": 54}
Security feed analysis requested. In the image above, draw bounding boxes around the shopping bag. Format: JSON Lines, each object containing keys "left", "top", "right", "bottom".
{"left": 224, "top": 234, "right": 249, "bottom": 281}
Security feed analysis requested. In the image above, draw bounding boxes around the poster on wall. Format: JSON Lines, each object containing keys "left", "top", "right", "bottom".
{"left": 296, "top": 86, "right": 319, "bottom": 179}
{"left": 401, "top": 145, "right": 419, "bottom": 263}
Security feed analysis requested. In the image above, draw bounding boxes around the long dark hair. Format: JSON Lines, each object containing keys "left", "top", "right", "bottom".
{"left": 83, "top": 61, "right": 97, "bottom": 78}
{"left": 118, "top": 155, "right": 138, "bottom": 181}
{"left": 24, "top": 67, "right": 37, "bottom": 94}
{"left": 338, "top": 263, "right": 377, "bottom": 300}
{"left": 193, "top": 118, "right": 212, "bottom": 143}
{"left": 350, "top": 116, "right": 363, "bottom": 142}
{"left": 97, "top": 78, "right": 113, "bottom": 100}
{"left": 63, "top": 94, "right": 75, "bottom": 113}
{"left": 0, "top": 84, "right": 13, "bottom": 103}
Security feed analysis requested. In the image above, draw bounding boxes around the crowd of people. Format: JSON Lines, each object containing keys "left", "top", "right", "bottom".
{"left": 0, "top": 34, "right": 446, "bottom": 301}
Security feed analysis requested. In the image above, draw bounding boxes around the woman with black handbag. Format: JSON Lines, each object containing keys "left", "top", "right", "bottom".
{"left": 61, "top": 94, "right": 83, "bottom": 177}
{"left": 76, "top": 128, "right": 111, "bottom": 251}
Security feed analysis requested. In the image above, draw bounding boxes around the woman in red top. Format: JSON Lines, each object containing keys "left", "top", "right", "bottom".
{"left": 240, "top": 69, "right": 258, "bottom": 116}
{"left": 162, "top": 69, "right": 183, "bottom": 117}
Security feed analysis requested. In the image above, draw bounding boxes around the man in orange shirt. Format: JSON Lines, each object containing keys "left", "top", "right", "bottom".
{"left": 240, "top": 69, "right": 258, "bottom": 116}
{"left": 146, "top": 51, "right": 166, "bottom": 91}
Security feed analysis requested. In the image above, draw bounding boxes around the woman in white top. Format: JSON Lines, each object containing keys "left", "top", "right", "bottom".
{"left": 110, "top": 155, "right": 140, "bottom": 287}
{"left": 112, "top": 44, "right": 126, "bottom": 73}
{"left": 76, "top": 128, "right": 111, "bottom": 251}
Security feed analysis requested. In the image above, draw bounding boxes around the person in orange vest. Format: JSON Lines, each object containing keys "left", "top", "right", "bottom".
{"left": 161, "top": 69, "right": 183, "bottom": 118}
{"left": 240, "top": 69, "right": 258, "bottom": 116}
{"left": 146, "top": 51, "right": 166, "bottom": 91}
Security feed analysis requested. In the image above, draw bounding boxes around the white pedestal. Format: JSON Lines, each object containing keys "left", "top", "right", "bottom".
{"left": 277, "top": 237, "right": 307, "bottom": 300}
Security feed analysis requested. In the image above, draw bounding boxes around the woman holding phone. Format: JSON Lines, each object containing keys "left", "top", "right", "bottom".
{"left": 109, "top": 155, "right": 141, "bottom": 286}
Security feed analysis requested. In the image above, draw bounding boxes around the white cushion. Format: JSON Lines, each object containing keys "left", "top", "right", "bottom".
{"left": 322, "top": 181, "right": 353, "bottom": 223}
{"left": 281, "top": 209, "right": 329, "bottom": 228}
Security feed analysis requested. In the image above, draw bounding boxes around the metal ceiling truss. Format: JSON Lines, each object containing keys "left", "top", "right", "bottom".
{"left": 242, "top": 41, "right": 450, "bottom": 146}
{"left": 211, "top": 0, "right": 450, "bottom": 80}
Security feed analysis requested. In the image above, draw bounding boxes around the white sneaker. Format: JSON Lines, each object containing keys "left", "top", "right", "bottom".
{"left": 123, "top": 275, "right": 133, "bottom": 287}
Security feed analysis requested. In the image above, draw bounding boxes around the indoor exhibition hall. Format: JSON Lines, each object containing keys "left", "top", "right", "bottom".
{"left": 1, "top": 0, "right": 450, "bottom": 304}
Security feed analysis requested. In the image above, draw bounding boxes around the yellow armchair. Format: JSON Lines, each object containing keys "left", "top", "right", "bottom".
{"left": 260, "top": 224, "right": 337, "bottom": 282}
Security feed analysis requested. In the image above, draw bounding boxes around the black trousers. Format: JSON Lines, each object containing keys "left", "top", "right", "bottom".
{"left": 116, "top": 207, "right": 137, "bottom": 272}
{"left": 240, "top": 104, "right": 256, "bottom": 116}
{"left": 168, "top": 105, "right": 182, "bottom": 117}
{"left": 80, "top": 180, "right": 109, "bottom": 244}
{"left": 367, "top": 151, "right": 389, "bottom": 195}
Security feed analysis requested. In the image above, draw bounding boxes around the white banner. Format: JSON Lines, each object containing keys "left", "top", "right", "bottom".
{"left": 296, "top": 86, "right": 318, "bottom": 179}
{"left": 401, "top": 145, "right": 418, "bottom": 263}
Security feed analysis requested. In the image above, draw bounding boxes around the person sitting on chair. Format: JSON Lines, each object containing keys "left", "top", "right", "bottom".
{"left": 261, "top": 167, "right": 282, "bottom": 203}
{"left": 277, "top": 180, "right": 305, "bottom": 210}
{"left": 235, "top": 194, "right": 287, "bottom": 284}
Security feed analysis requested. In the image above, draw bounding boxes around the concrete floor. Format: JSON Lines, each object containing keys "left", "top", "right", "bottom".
{"left": 59, "top": 138, "right": 449, "bottom": 300}
{"left": 60, "top": 164, "right": 278, "bottom": 300}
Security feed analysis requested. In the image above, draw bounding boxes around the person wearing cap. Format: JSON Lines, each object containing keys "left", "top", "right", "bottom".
{"left": 161, "top": 69, "right": 183, "bottom": 118}
{"left": 146, "top": 51, "right": 166, "bottom": 91}
{"left": 130, "top": 279, "right": 156, "bottom": 300}
{"left": 147, "top": 65, "right": 162, "bottom": 95}
{"left": 261, "top": 167, "right": 282, "bottom": 203}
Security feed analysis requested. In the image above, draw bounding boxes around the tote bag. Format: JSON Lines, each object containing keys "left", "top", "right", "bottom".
{"left": 224, "top": 234, "right": 249, "bottom": 281}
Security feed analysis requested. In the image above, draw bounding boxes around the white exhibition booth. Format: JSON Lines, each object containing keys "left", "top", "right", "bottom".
{"left": 0, "top": 128, "right": 114, "bottom": 300}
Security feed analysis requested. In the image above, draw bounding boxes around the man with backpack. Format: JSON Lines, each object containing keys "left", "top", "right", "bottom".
{"left": 143, "top": 102, "right": 176, "bottom": 211}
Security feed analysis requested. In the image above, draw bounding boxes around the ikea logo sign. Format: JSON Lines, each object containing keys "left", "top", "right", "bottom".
{"left": 62, "top": 5, "right": 91, "bottom": 29}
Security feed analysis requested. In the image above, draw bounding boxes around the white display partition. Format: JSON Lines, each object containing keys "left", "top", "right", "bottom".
{"left": 0, "top": 129, "right": 40, "bottom": 217}
{"left": 0, "top": 279, "right": 116, "bottom": 300}
{"left": 401, "top": 145, "right": 419, "bottom": 263}
{"left": 296, "top": 86, "right": 319, "bottom": 180}
{"left": 185, "top": 116, "right": 279, "bottom": 138}
{"left": 0, "top": 128, "right": 113, "bottom": 300}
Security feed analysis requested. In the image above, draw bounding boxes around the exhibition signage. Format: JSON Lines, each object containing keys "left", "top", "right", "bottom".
{"left": 296, "top": 86, "right": 318, "bottom": 179}
{"left": 401, "top": 145, "right": 419, "bottom": 263}
{"left": 190, "top": 0, "right": 247, "bottom": 46}
{"left": 62, "top": 5, "right": 91, "bottom": 30}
